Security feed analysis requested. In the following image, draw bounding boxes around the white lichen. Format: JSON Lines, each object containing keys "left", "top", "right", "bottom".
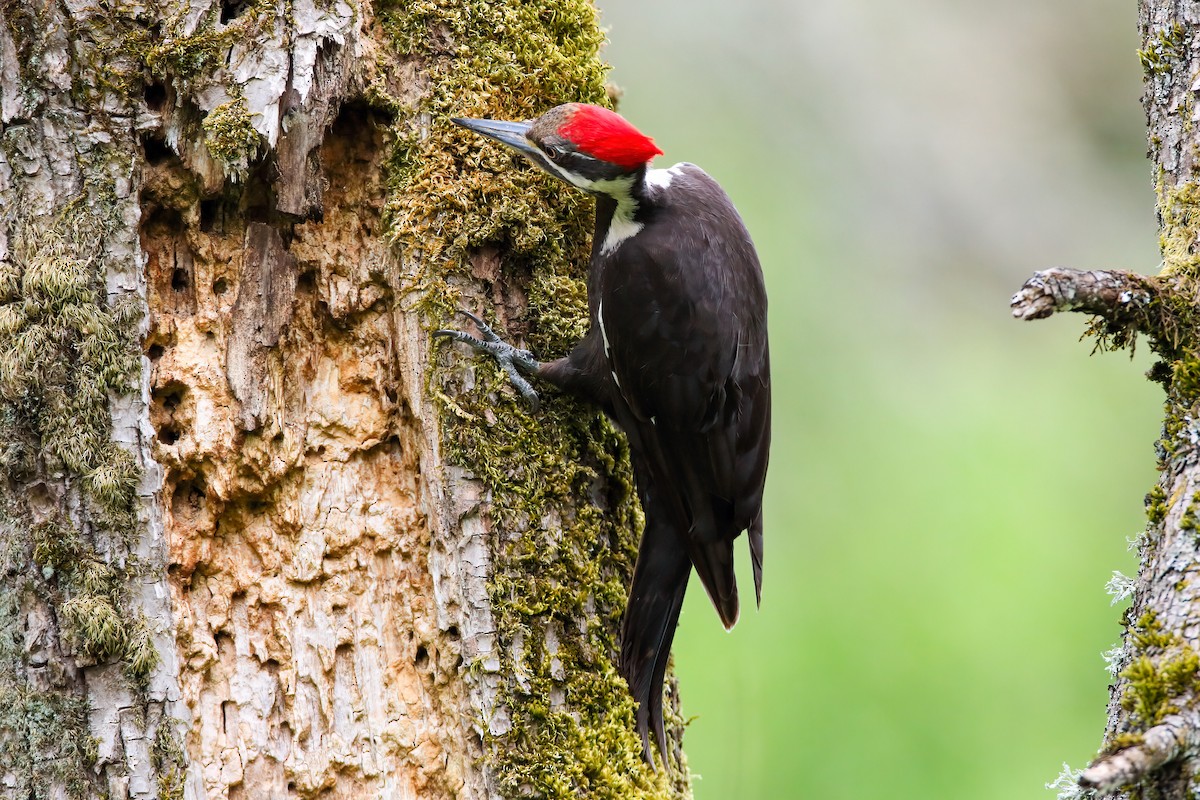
{"left": 1106, "top": 570, "right": 1135, "bottom": 606}
{"left": 1046, "top": 762, "right": 1090, "bottom": 800}
{"left": 1102, "top": 643, "right": 1129, "bottom": 677}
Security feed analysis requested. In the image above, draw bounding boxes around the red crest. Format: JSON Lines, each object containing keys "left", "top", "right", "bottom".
{"left": 557, "top": 104, "right": 663, "bottom": 169}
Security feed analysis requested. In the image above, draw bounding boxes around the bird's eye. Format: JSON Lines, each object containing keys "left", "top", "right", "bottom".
{"left": 546, "top": 144, "right": 566, "bottom": 159}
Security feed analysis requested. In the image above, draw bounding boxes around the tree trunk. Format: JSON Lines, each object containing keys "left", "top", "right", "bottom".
{"left": 0, "top": 1, "right": 690, "bottom": 798}
{"left": 1011, "top": 4, "right": 1200, "bottom": 798}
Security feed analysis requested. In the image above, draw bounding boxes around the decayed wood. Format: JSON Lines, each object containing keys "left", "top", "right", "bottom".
{"left": 0, "top": 0, "right": 689, "bottom": 797}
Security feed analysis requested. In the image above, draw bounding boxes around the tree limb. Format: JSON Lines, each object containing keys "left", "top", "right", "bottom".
{"left": 1080, "top": 713, "right": 1200, "bottom": 793}
{"left": 1011, "top": 268, "right": 1156, "bottom": 322}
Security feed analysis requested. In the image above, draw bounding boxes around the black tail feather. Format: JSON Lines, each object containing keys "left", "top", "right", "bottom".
{"left": 749, "top": 510, "right": 764, "bottom": 607}
{"left": 619, "top": 517, "right": 691, "bottom": 768}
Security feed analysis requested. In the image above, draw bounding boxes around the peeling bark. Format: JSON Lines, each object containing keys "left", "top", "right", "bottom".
{"left": 0, "top": 0, "right": 688, "bottom": 798}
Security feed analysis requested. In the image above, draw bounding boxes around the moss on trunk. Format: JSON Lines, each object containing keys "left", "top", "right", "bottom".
{"left": 0, "top": 0, "right": 693, "bottom": 795}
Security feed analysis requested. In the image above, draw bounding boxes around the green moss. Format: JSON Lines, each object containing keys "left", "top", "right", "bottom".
{"left": 1129, "top": 610, "right": 1177, "bottom": 653}
{"left": 1120, "top": 649, "right": 1200, "bottom": 726}
{"left": 0, "top": 678, "right": 98, "bottom": 800}
{"left": 1134, "top": 178, "right": 1200, "bottom": 469}
{"left": 1103, "top": 730, "right": 1146, "bottom": 754}
{"left": 1158, "top": 180, "right": 1200, "bottom": 280}
{"left": 378, "top": 0, "right": 688, "bottom": 795}
{"left": 123, "top": 0, "right": 275, "bottom": 173}
{"left": 30, "top": 515, "right": 158, "bottom": 685}
{"left": 152, "top": 722, "right": 187, "bottom": 800}
{"left": 145, "top": 26, "right": 232, "bottom": 81}
{"left": 381, "top": 0, "right": 609, "bottom": 322}
{"left": 202, "top": 95, "right": 260, "bottom": 174}
{"left": 143, "top": 1, "right": 272, "bottom": 91}
{"left": 1119, "top": 609, "right": 1200, "bottom": 731}
{"left": 0, "top": 579, "right": 99, "bottom": 797}
{"left": 0, "top": 209, "right": 141, "bottom": 506}
{"left": 1169, "top": 357, "right": 1200, "bottom": 403}
{"left": 1, "top": 207, "right": 143, "bottom": 527}
{"left": 1146, "top": 484, "right": 1168, "bottom": 524}
{"left": 1139, "top": 23, "right": 1187, "bottom": 77}
{"left": 0, "top": 203, "right": 157, "bottom": 686}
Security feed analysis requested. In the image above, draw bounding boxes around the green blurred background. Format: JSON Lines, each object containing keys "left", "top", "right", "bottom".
{"left": 594, "top": 0, "right": 1162, "bottom": 797}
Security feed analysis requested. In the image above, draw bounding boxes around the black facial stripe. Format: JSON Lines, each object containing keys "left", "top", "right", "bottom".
{"left": 520, "top": 148, "right": 559, "bottom": 175}
{"left": 557, "top": 151, "right": 626, "bottom": 182}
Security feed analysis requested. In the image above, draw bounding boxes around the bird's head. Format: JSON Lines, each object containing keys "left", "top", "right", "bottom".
{"left": 452, "top": 103, "right": 663, "bottom": 194}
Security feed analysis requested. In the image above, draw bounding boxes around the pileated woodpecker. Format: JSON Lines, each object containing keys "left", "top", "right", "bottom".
{"left": 437, "top": 103, "right": 771, "bottom": 766}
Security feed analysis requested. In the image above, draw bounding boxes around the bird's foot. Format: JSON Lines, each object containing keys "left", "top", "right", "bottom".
{"left": 434, "top": 309, "right": 541, "bottom": 409}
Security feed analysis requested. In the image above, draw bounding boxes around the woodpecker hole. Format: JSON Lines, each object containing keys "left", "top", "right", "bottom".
{"left": 171, "top": 267, "right": 189, "bottom": 292}
{"left": 220, "top": 0, "right": 247, "bottom": 23}
{"left": 170, "top": 477, "right": 207, "bottom": 522}
{"left": 152, "top": 380, "right": 190, "bottom": 446}
{"left": 154, "top": 381, "right": 186, "bottom": 412}
{"left": 415, "top": 645, "right": 430, "bottom": 669}
{"left": 199, "top": 198, "right": 222, "bottom": 233}
{"left": 144, "top": 81, "right": 167, "bottom": 112}
{"left": 212, "top": 277, "right": 229, "bottom": 295}
{"left": 142, "top": 135, "right": 173, "bottom": 166}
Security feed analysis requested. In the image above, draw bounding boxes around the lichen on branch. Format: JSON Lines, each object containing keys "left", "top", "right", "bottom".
{"left": 1011, "top": 179, "right": 1200, "bottom": 793}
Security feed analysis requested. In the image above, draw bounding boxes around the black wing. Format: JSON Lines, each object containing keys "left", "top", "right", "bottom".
{"left": 601, "top": 164, "right": 770, "bottom": 621}
{"left": 601, "top": 165, "right": 771, "bottom": 763}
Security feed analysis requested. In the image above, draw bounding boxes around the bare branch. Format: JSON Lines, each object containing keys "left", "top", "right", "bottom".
{"left": 1011, "top": 268, "right": 1155, "bottom": 322}
{"left": 1080, "top": 714, "right": 1200, "bottom": 793}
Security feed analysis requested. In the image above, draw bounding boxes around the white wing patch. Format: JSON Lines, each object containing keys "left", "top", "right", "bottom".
{"left": 598, "top": 299, "right": 621, "bottom": 388}
{"left": 598, "top": 300, "right": 611, "bottom": 357}
{"left": 644, "top": 163, "right": 689, "bottom": 195}
{"left": 643, "top": 167, "right": 676, "bottom": 191}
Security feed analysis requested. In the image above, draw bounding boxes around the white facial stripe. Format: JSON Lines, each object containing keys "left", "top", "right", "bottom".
{"left": 531, "top": 149, "right": 647, "bottom": 254}
{"left": 588, "top": 174, "right": 637, "bottom": 199}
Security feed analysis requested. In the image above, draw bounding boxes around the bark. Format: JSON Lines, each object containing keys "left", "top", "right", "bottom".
{"left": 0, "top": 1, "right": 689, "bottom": 798}
{"left": 1011, "top": 5, "right": 1200, "bottom": 797}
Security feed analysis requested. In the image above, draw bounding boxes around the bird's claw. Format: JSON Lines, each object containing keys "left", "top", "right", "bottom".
{"left": 434, "top": 309, "right": 541, "bottom": 409}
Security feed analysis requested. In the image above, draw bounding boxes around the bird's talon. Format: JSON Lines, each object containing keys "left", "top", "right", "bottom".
{"left": 454, "top": 308, "right": 501, "bottom": 342}
{"left": 436, "top": 312, "right": 541, "bottom": 407}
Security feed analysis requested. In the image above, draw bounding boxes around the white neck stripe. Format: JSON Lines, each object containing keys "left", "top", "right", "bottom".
{"left": 530, "top": 153, "right": 654, "bottom": 254}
